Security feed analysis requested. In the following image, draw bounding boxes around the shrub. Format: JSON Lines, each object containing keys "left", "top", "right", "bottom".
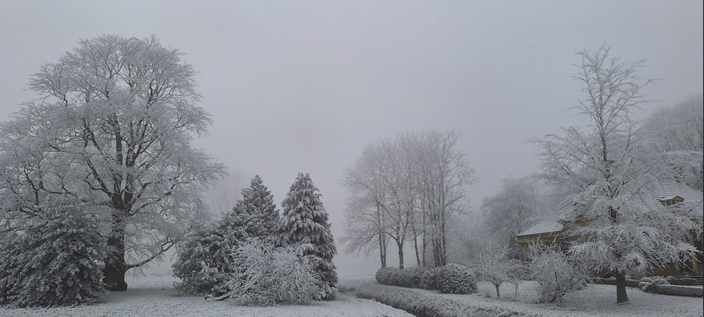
{"left": 226, "top": 239, "right": 320, "bottom": 306}
{"left": 643, "top": 283, "right": 703, "bottom": 297}
{"left": 375, "top": 267, "right": 424, "bottom": 288}
{"left": 421, "top": 267, "right": 443, "bottom": 290}
{"left": 356, "top": 282, "right": 540, "bottom": 317}
{"left": 437, "top": 264, "right": 477, "bottom": 294}
{"left": 527, "top": 243, "right": 588, "bottom": 303}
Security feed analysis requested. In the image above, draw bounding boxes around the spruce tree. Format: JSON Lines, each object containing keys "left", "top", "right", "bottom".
{"left": 276, "top": 173, "right": 338, "bottom": 300}
{"left": 0, "top": 196, "right": 105, "bottom": 307}
{"left": 229, "top": 175, "right": 280, "bottom": 238}
{"left": 174, "top": 175, "right": 280, "bottom": 295}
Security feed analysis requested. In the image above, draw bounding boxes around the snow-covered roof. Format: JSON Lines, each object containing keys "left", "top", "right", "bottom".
{"left": 516, "top": 220, "right": 563, "bottom": 237}
{"left": 555, "top": 179, "right": 703, "bottom": 220}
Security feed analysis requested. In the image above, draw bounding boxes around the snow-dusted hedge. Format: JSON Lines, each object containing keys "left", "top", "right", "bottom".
{"left": 356, "top": 282, "right": 539, "bottom": 317}
{"left": 421, "top": 267, "right": 443, "bottom": 290}
{"left": 641, "top": 282, "right": 703, "bottom": 297}
{"left": 591, "top": 277, "right": 640, "bottom": 288}
{"left": 375, "top": 267, "right": 424, "bottom": 288}
{"left": 665, "top": 276, "right": 700, "bottom": 286}
{"left": 437, "top": 264, "right": 477, "bottom": 294}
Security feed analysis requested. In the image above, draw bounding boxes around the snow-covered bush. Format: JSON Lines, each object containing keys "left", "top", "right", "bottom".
{"left": 356, "top": 282, "right": 540, "bottom": 317}
{"left": 437, "top": 264, "right": 477, "bottom": 294}
{"left": 374, "top": 267, "right": 424, "bottom": 288}
{"left": 474, "top": 246, "right": 515, "bottom": 297}
{"left": 0, "top": 196, "right": 106, "bottom": 307}
{"left": 420, "top": 267, "right": 443, "bottom": 290}
{"left": 226, "top": 239, "right": 319, "bottom": 306}
{"left": 527, "top": 243, "right": 588, "bottom": 303}
{"left": 642, "top": 283, "right": 703, "bottom": 297}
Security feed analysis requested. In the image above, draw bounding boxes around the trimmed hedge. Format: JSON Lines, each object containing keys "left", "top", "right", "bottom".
{"left": 642, "top": 283, "right": 703, "bottom": 297}
{"left": 591, "top": 277, "right": 640, "bottom": 288}
{"left": 375, "top": 267, "right": 424, "bottom": 288}
{"left": 356, "top": 282, "right": 540, "bottom": 317}
{"left": 421, "top": 267, "right": 443, "bottom": 290}
{"left": 437, "top": 264, "right": 477, "bottom": 294}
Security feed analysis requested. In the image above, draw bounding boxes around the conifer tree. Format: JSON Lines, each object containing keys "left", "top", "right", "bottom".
{"left": 230, "top": 175, "right": 280, "bottom": 238}
{"left": 0, "top": 195, "right": 105, "bottom": 307}
{"left": 276, "top": 173, "right": 338, "bottom": 300}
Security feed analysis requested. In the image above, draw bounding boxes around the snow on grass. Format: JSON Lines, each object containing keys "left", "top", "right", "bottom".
{"left": 352, "top": 279, "right": 703, "bottom": 317}
{"left": 0, "top": 275, "right": 412, "bottom": 317}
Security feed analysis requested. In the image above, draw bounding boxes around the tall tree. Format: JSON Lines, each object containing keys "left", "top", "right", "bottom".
{"left": 276, "top": 173, "right": 338, "bottom": 300}
{"left": 531, "top": 44, "right": 700, "bottom": 303}
{"left": 480, "top": 176, "right": 544, "bottom": 257}
{"left": 0, "top": 35, "right": 226, "bottom": 291}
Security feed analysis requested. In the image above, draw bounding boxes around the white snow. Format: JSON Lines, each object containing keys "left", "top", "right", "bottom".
{"left": 517, "top": 220, "right": 564, "bottom": 237}
{"left": 0, "top": 275, "right": 412, "bottom": 317}
{"left": 355, "top": 279, "right": 703, "bottom": 317}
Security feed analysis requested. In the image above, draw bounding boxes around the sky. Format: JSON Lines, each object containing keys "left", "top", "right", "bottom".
{"left": 1, "top": 0, "right": 702, "bottom": 275}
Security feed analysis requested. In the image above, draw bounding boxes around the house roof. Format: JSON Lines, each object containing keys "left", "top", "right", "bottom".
{"left": 555, "top": 179, "right": 703, "bottom": 220}
{"left": 516, "top": 220, "right": 563, "bottom": 237}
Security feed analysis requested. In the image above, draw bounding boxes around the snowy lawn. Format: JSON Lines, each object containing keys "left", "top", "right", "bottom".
{"left": 0, "top": 274, "right": 412, "bottom": 317}
{"left": 351, "top": 279, "right": 704, "bottom": 317}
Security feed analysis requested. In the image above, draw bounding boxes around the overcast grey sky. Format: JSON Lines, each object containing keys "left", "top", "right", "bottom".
{"left": 1, "top": 0, "right": 702, "bottom": 274}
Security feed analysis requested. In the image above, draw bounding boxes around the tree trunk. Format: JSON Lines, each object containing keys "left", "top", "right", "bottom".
{"left": 615, "top": 271, "right": 628, "bottom": 303}
{"left": 398, "top": 242, "right": 404, "bottom": 269}
{"left": 104, "top": 212, "right": 128, "bottom": 291}
{"left": 495, "top": 283, "right": 501, "bottom": 298}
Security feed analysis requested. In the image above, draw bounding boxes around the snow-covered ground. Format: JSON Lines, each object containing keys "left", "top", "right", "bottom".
{"left": 0, "top": 274, "right": 412, "bottom": 317}
{"left": 347, "top": 278, "right": 704, "bottom": 317}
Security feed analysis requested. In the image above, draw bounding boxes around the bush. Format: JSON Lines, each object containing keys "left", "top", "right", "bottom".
{"left": 437, "top": 264, "right": 477, "bottom": 294}
{"left": 356, "top": 282, "right": 540, "bottom": 317}
{"left": 0, "top": 196, "right": 106, "bottom": 307}
{"left": 642, "top": 283, "right": 703, "bottom": 297}
{"left": 375, "top": 267, "right": 424, "bottom": 288}
{"left": 421, "top": 267, "right": 443, "bottom": 290}
{"left": 527, "top": 244, "right": 587, "bottom": 303}
{"left": 226, "top": 239, "right": 320, "bottom": 306}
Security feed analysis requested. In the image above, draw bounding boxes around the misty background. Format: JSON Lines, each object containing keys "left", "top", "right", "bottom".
{"left": 1, "top": 0, "right": 702, "bottom": 275}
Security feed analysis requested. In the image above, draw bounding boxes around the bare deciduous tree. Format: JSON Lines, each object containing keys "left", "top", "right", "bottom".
{"left": 0, "top": 35, "right": 226, "bottom": 291}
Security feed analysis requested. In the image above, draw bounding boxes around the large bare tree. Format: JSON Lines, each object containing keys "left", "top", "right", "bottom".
{"left": 342, "top": 130, "right": 475, "bottom": 269}
{"left": 531, "top": 45, "right": 700, "bottom": 303}
{"left": 0, "top": 35, "right": 226, "bottom": 291}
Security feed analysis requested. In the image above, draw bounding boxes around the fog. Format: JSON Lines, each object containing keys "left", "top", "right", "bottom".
{"left": 1, "top": 0, "right": 702, "bottom": 275}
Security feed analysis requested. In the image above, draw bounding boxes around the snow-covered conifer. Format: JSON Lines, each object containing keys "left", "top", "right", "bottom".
{"left": 0, "top": 195, "right": 105, "bottom": 307}
{"left": 276, "top": 173, "right": 338, "bottom": 300}
{"left": 229, "top": 175, "right": 280, "bottom": 238}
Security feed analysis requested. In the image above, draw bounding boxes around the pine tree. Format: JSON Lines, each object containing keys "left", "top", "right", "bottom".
{"left": 276, "top": 173, "right": 338, "bottom": 300}
{"left": 173, "top": 175, "right": 280, "bottom": 296}
{"left": 229, "top": 175, "right": 280, "bottom": 238}
{"left": 0, "top": 195, "right": 105, "bottom": 307}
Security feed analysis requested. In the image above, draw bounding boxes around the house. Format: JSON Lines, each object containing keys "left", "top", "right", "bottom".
{"left": 516, "top": 179, "right": 703, "bottom": 277}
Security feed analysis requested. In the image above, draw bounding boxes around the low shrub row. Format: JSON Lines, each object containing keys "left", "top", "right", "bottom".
{"left": 356, "top": 282, "right": 540, "bottom": 317}
{"left": 640, "top": 282, "right": 703, "bottom": 297}
{"left": 375, "top": 264, "right": 478, "bottom": 294}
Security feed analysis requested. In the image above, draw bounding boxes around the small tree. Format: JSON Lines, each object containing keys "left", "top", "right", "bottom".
{"left": 475, "top": 245, "right": 511, "bottom": 298}
{"left": 527, "top": 243, "right": 588, "bottom": 304}
{"left": 0, "top": 196, "right": 106, "bottom": 307}
{"left": 276, "top": 173, "right": 338, "bottom": 300}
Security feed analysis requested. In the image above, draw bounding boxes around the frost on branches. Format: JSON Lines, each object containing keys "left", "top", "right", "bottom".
{"left": 531, "top": 44, "right": 702, "bottom": 304}
{"left": 0, "top": 34, "right": 227, "bottom": 291}
{"left": 276, "top": 173, "right": 338, "bottom": 300}
{"left": 173, "top": 175, "right": 280, "bottom": 296}
{"left": 223, "top": 239, "right": 319, "bottom": 306}
{"left": 0, "top": 195, "right": 105, "bottom": 307}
